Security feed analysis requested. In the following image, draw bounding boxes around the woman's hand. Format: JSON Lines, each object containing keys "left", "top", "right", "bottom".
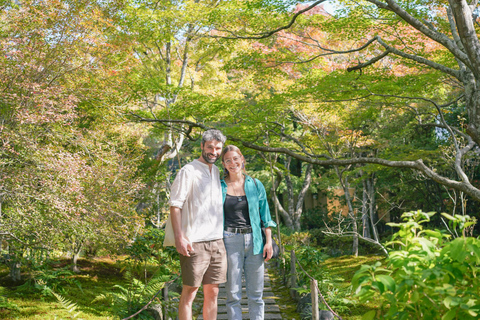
{"left": 263, "top": 227, "right": 273, "bottom": 262}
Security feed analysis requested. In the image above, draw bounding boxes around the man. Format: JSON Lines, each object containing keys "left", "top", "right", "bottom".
{"left": 164, "top": 129, "right": 227, "bottom": 320}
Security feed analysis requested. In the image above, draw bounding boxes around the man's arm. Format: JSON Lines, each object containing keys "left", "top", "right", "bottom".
{"left": 170, "top": 206, "right": 194, "bottom": 256}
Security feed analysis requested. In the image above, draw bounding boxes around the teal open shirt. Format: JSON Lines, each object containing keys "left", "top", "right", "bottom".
{"left": 221, "top": 175, "right": 277, "bottom": 255}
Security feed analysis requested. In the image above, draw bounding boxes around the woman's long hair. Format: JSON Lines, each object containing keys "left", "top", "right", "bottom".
{"left": 221, "top": 145, "right": 246, "bottom": 178}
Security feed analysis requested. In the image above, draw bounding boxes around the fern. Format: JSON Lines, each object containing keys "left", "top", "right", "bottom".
{"left": 92, "top": 270, "right": 170, "bottom": 319}
{"left": 36, "top": 280, "right": 83, "bottom": 319}
{"left": 50, "top": 290, "right": 82, "bottom": 319}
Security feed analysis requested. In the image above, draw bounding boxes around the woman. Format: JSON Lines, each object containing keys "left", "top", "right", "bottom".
{"left": 220, "top": 145, "right": 277, "bottom": 320}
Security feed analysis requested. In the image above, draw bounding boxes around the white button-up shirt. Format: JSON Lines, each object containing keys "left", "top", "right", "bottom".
{"left": 165, "top": 159, "right": 223, "bottom": 245}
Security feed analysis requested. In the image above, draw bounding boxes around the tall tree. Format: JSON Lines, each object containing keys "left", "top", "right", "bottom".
{"left": 0, "top": 0, "right": 145, "bottom": 275}
{"left": 209, "top": 0, "right": 480, "bottom": 203}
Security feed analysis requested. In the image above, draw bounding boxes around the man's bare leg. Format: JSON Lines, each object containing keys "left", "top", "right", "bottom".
{"left": 179, "top": 284, "right": 199, "bottom": 320}
{"left": 202, "top": 283, "right": 220, "bottom": 320}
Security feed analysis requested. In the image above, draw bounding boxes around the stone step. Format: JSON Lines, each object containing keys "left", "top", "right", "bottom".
{"left": 212, "top": 313, "right": 283, "bottom": 319}
{"left": 217, "top": 298, "right": 278, "bottom": 305}
{"left": 216, "top": 304, "right": 281, "bottom": 313}
{"left": 196, "top": 266, "right": 284, "bottom": 320}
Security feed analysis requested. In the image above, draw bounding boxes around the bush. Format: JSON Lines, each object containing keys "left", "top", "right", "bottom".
{"left": 353, "top": 210, "right": 480, "bottom": 320}
{"left": 301, "top": 205, "right": 330, "bottom": 230}
{"left": 16, "top": 265, "right": 82, "bottom": 297}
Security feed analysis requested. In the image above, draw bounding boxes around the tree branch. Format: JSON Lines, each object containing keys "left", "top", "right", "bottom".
{"left": 375, "top": 36, "right": 462, "bottom": 79}
{"left": 448, "top": 0, "right": 480, "bottom": 77}
{"left": 379, "top": 0, "right": 473, "bottom": 68}
{"left": 210, "top": 0, "right": 327, "bottom": 40}
{"left": 347, "top": 49, "right": 391, "bottom": 72}
{"left": 127, "top": 116, "right": 480, "bottom": 202}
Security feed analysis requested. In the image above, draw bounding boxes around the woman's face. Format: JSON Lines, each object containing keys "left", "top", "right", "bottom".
{"left": 222, "top": 150, "right": 244, "bottom": 174}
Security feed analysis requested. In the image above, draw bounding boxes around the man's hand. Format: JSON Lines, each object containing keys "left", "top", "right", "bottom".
{"left": 175, "top": 236, "right": 194, "bottom": 257}
{"left": 170, "top": 206, "right": 194, "bottom": 256}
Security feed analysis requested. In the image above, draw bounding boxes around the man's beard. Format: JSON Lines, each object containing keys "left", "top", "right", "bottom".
{"left": 201, "top": 151, "right": 218, "bottom": 164}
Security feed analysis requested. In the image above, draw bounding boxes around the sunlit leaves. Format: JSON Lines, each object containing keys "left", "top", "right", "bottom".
{"left": 353, "top": 211, "right": 480, "bottom": 319}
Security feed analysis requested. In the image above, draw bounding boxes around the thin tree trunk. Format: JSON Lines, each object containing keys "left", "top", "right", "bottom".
{"left": 9, "top": 244, "right": 21, "bottom": 282}
{"left": 366, "top": 175, "right": 381, "bottom": 244}
{"left": 334, "top": 167, "right": 358, "bottom": 256}
{"left": 292, "top": 163, "right": 313, "bottom": 230}
{"left": 362, "top": 178, "right": 371, "bottom": 239}
{"left": 284, "top": 157, "right": 295, "bottom": 224}
{"left": 72, "top": 242, "right": 83, "bottom": 273}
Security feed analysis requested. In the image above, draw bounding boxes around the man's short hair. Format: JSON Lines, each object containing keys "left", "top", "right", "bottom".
{"left": 202, "top": 129, "right": 226, "bottom": 145}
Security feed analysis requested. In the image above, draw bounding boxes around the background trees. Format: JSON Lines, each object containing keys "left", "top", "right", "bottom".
{"left": 127, "top": 0, "right": 480, "bottom": 249}
{"left": 0, "top": 0, "right": 145, "bottom": 275}
{"left": 1, "top": 0, "right": 479, "bottom": 272}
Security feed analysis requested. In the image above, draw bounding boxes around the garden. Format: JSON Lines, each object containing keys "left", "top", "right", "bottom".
{"left": 2, "top": 0, "right": 480, "bottom": 319}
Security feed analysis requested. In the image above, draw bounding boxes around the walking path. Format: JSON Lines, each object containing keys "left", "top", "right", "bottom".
{"left": 196, "top": 265, "right": 283, "bottom": 319}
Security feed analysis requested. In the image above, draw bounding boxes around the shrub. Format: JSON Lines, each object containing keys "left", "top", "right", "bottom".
{"left": 16, "top": 265, "right": 82, "bottom": 296}
{"left": 353, "top": 210, "right": 480, "bottom": 320}
{"left": 301, "top": 205, "right": 330, "bottom": 230}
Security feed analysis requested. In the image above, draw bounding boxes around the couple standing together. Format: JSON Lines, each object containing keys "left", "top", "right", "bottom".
{"left": 164, "top": 129, "right": 277, "bottom": 320}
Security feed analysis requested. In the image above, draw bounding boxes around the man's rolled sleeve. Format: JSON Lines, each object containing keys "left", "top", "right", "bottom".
{"left": 169, "top": 167, "right": 192, "bottom": 209}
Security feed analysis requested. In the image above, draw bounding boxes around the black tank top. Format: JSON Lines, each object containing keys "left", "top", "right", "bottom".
{"left": 224, "top": 194, "right": 251, "bottom": 228}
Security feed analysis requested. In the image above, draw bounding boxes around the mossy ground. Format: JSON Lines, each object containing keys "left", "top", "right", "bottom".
{"left": 0, "top": 257, "right": 127, "bottom": 319}
{"left": 268, "top": 254, "right": 385, "bottom": 320}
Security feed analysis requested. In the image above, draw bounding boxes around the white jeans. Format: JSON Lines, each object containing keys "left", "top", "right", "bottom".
{"left": 223, "top": 231, "right": 265, "bottom": 320}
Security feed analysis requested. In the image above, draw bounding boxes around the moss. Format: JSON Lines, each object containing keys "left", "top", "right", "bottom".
{"left": 267, "top": 261, "right": 302, "bottom": 319}
{"left": 0, "top": 257, "right": 130, "bottom": 319}
{"left": 267, "top": 255, "right": 385, "bottom": 320}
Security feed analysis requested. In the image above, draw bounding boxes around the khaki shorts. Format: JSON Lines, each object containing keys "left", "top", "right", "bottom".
{"left": 179, "top": 239, "right": 227, "bottom": 287}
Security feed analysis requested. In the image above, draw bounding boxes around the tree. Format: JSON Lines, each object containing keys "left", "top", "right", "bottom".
{"left": 0, "top": 0, "right": 145, "bottom": 275}
{"left": 263, "top": 154, "right": 313, "bottom": 230}
{"left": 207, "top": 0, "right": 480, "bottom": 203}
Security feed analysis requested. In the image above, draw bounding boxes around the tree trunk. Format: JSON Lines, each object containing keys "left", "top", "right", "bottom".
{"left": 72, "top": 242, "right": 83, "bottom": 273}
{"left": 284, "top": 157, "right": 295, "bottom": 225}
{"left": 366, "top": 175, "right": 381, "bottom": 244}
{"left": 335, "top": 167, "right": 358, "bottom": 257}
{"left": 9, "top": 245, "right": 21, "bottom": 282}
{"left": 263, "top": 154, "right": 313, "bottom": 230}
{"left": 292, "top": 163, "right": 313, "bottom": 230}
{"left": 361, "top": 179, "right": 371, "bottom": 239}
{"left": 344, "top": 178, "right": 359, "bottom": 257}
{"left": 10, "top": 261, "right": 21, "bottom": 282}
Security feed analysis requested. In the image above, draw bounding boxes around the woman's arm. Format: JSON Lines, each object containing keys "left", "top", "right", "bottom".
{"left": 263, "top": 226, "right": 273, "bottom": 261}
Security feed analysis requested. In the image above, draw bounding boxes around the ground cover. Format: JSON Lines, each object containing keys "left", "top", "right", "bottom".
{"left": 0, "top": 257, "right": 134, "bottom": 319}
{"left": 0, "top": 254, "right": 384, "bottom": 320}
{"left": 269, "top": 254, "right": 385, "bottom": 320}
{"left": 320, "top": 255, "right": 385, "bottom": 320}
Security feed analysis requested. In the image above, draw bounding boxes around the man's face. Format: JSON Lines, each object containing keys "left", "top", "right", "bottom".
{"left": 200, "top": 140, "right": 223, "bottom": 164}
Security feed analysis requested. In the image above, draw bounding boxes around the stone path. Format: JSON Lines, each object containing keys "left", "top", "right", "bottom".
{"left": 196, "top": 265, "right": 283, "bottom": 319}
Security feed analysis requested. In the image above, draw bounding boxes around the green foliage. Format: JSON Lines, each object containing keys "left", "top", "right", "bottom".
{"left": 126, "top": 226, "right": 166, "bottom": 264}
{"left": 353, "top": 210, "right": 480, "bottom": 319}
{"left": 300, "top": 205, "right": 331, "bottom": 230}
{"left": 280, "top": 231, "right": 364, "bottom": 314}
{"left": 93, "top": 269, "right": 170, "bottom": 319}
{"left": 39, "top": 281, "right": 83, "bottom": 319}
{"left": 17, "top": 266, "right": 82, "bottom": 297}
{"left": 125, "top": 226, "right": 179, "bottom": 281}
{"left": 0, "top": 257, "right": 167, "bottom": 319}
{"left": 0, "top": 286, "right": 19, "bottom": 312}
